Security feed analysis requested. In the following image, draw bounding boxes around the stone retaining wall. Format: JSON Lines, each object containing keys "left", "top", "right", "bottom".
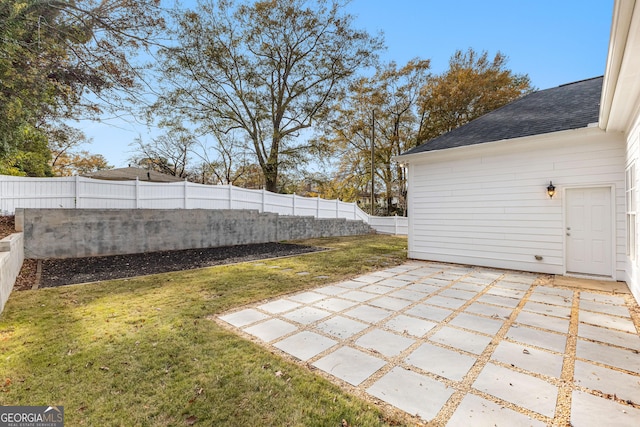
{"left": 19, "top": 209, "right": 374, "bottom": 259}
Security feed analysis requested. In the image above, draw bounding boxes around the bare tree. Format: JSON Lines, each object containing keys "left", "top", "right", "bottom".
{"left": 152, "top": 0, "right": 383, "bottom": 192}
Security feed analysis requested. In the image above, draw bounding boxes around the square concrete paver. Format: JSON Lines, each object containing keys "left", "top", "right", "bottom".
{"left": 406, "top": 283, "right": 441, "bottom": 294}
{"left": 491, "top": 340, "right": 563, "bottom": 378}
{"left": 406, "top": 303, "right": 453, "bottom": 322}
{"left": 439, "top": 288, "right": 478, "bottom": 300}
{"left": 579, "top": 291, "right": 626, "bottom": 305}
{"left": 389, "top": 288, "right": 429, "bottom": 301}
{"left": 257, "top": 299, "right": 301, "bottom": 314}
{"left": 573, "top": 360, "right": 640, "bottom": 403}
{"left": 473, "top": 363, "right": 558, "bottom": 418}
{"left": 506, "top": 325, "right": 567, "bottom": 353}
{"left": 355, "top": 329, "right": 415, "bottom": 357}
{"left": 312, "top": 346, "right": 386, "bottom": 386}
{"left": 368, "top": 296, "right": 412, "bottom": 311}
{"left": 243, "top": 318, "right": 298, "bottom": 342}
{"left": 449, "top": 312, "right": 503, "bottom": 335}
{"left": 528, "top": 292, "right": 572, "bottom": 306}
{"left": 361, "top": 284, "right": 396, "bottom": 295}
{"left": 579, "top": 299, "right": 630, "bottom": 317}
{"left": 343, "top": 305, "right": 392, "bottom": 323}
{"left": 516, "top": 311, "right": 569, "bottom": 334}
{"left": 314, "top": 316, "right": 369, "bottom": 339}
{"left": 447, "top": 393, "right": 547, "bottom": 427}
{"left": 313, "top": 297, "right": 358, "bottom": 312}
{"left": 578, "top": 323, "right": 640, "bottom": 351}
{"left": 430, "top": 326, "right": 492, "bottom": 355}
{"left": 282, "top": 306, "right": 332, "bottom": 325}
{"left": 533, "top": 286, "right": 573, "bottom": 298}
{"left": 352, "top": 274, "right": 383, "bottom": 284}
{"left": 315, "top": 285, "right": 349, "bottom": 296}
{"left": 378, "top": 278, "right": 412, "bottom": 288}
{"left": 367, "top": 367, "right": 453, "bottom": 421}
{"left": 273, "top": 331, "right": 336, "bottom": 361}
{"left": 485, "top": 286, "right": 526, "bottom": 299}
{"left": 571, "top": 390, "right": 640, "bottom": 427}
{"left": 219, "top": 308, "right": 269, "bottom": 327}
{"left": 523, "top": 301, "right": 571, "bottom": 318}
{"left": 477, "top": 293, "right": 521, "bottom": 308}
{"left": 340, "top": 290, "right": 379, "bottom": 302}
{"left": 465, "top": 301, "right": 513, "bottom": 319}
{"left": 578, "top": 310, "right": 637, "bottom": 334}
{"left": 406, "top": 342, "right": 476, "bottom": 381}
{"left": 288, "top": 291, "right": 326, "bottom": 304}
{"left": 424, "top": 295, "right": 467, "bottom": 310}
{"left": 576, "top": 339, "right": 640, "bottom": 374}
{"left": 385, "top": 314, "right": 437, "bottom": 337}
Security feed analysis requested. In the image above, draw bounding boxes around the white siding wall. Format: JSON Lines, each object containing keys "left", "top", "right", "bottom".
{"left": 407, "top": 128, "right": 625, "bottom": 279}
{"left": 624, "top": 112, "right": 640, "bottom": 302}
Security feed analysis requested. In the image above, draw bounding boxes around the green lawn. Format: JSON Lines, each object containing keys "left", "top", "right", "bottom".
{"left": 0, "top": 235, "right": 409, "bottom": 426}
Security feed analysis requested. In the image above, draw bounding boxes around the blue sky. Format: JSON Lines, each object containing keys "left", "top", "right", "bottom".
{"left": 78, "top": 0, "right": 614, "bottom": 168}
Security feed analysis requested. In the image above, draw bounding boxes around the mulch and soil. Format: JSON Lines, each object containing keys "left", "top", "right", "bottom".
{"left": 1, "top": 215, "right": 324, "bottom": 290}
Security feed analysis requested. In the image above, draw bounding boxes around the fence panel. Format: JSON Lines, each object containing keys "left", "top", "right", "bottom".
{"left": 78, "top": 178, "right": 137, "bottom": 209}
{"left": 264, "top": 192, "right": 294, "bottom": 215}
{"left": 0, "top": 174, "right": 407, "bottom": 235}
{"left": 1, "top": 176, "right": 76, "bottom": 213}
{"left": 184, "top": 183, "right": 231, "bottom": 210}
{"left": 368, "top": 215, "right": 408, "bottom": 235}
{"left": 229, "top": 187, "right": 263, "bottom": 211}
{"left": 293, "top": 195, "right": 318, "bottom": 217}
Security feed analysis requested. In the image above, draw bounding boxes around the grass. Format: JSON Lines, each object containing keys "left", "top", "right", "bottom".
{"left": 0, "top": 235, "right": 408, "bottom": 426}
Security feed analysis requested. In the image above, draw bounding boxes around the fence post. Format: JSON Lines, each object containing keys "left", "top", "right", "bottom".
{"left": 262, "top": 188, "right": 266, "bottom": 213}
{"left": 317, "top": 196, "right": 321, "bottom": 218}
{"left": 228, "top": 185, "right": 232, "bottom": 210}
{"left": 74, "top": 175, "right": 81, "bottom": 208}
{"left": 394, "top": 214, "right": 398, "bottom": 235}
{"left": 335, "top": 199, "right": 339, "bottom": 218}
{"left": 183, "top": 180, "right": 188, "bottom": 209}
{"left": 135, "top": 178, "right": 140, "bottom": 208}
{"left": 292, "top": 193, "right": 296, "bottom": 216}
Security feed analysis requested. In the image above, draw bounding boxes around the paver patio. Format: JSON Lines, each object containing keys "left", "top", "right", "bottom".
{"left": 218, "top": 261, "right": 640, "bottom": 426}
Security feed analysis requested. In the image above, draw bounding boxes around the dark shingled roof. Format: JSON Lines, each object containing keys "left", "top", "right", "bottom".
{"left": 83, "top": 167, "right": 185, "bottom": 182}
{"left": 402, "top": 76, "right": 603, "bottom": 156}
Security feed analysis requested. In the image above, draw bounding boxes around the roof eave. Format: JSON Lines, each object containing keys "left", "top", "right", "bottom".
{"left": 599, "top": 0, "right": 639, "bottom": 132}
{"left": 394, "top": 126, "right": 603, "bottom": 165}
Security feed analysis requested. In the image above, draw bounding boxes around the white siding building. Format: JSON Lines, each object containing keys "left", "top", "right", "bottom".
{"left": 396, "top": 0, "right": 640, "bottom": 304}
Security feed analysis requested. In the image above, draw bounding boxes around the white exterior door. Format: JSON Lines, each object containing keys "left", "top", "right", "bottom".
{"left": 566, "top": 187, "right": 613, "bottom": 276}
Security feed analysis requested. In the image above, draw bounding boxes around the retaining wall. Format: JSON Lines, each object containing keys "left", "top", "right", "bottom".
{"left": 19, "top": 209, "right": 374, "bottom": 259}
{"left": 0, "top": 233, "right": 24, "bottom": 314}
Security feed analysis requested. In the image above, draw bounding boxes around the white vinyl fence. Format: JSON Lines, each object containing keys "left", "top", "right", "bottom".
{"left": 0, "top": 175, "right": 407, "bottom": 235}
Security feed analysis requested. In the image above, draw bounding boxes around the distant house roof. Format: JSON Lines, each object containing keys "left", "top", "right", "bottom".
{"left": 83, "top": 167, "right": 185, "bottom": 183}
{"left": 402, "top": 76, "right": 603, "bottom": 156}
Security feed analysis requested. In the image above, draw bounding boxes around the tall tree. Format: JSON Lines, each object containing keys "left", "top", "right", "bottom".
{"left": 315, "top": 59, "right": 431, "bottom": 214}
{"left": 130, "top": 126, "right": 196, "bottom": 179}
{"left": 0, "top": 0, "right": 165, "bottom": 175}
{"left": 153, "top": 0, "right": 383, "bottom": 192}
{"left": 417, "top": 48, "right": 533, "bottom": 145}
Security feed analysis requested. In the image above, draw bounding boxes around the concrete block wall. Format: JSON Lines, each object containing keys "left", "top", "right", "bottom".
{"left": 21, "top": 209, "right": 374, "bottom": 259}
{"left": 0, "top": 233, "right": 24, "bottom": 314}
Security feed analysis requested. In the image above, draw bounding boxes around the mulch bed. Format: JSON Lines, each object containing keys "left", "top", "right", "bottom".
{"left": 1, "top": 215, "right": 324, "bottom": 289}
{"left": 38, "top": 243, "right": 324, "bottom": 288}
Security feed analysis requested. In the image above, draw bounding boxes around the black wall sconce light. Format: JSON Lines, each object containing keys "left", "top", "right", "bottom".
{"left": 547, "top": 181, "right": 556, "bottom": 199}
